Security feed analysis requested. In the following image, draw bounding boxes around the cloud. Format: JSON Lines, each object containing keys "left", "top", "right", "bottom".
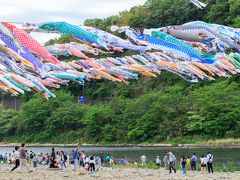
{"left": 0, "top": 0, "right": 146, "bottom": 24}
{"left": 0, "top": 0, "right": 146, "bottom": 43}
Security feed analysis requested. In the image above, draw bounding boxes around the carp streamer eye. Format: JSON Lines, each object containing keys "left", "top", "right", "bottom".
{"left": 45, "top": 25, "right": 50, "bottom": 29}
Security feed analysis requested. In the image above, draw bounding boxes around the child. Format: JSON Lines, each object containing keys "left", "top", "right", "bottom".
{"left": 85, "top": 162, "right": 89, "bottom": 172}
{"left": 156, "top": 156, "right": 161, "bottom": 167}
{"left": 186, "top": 157, "right": 191, "bottom": 171}
{"left": 200, "top": 154, "right": 207, "bottom": 173}
{"left": 181, "top": 157, "right": 187, "bottom": 174}
{"left": 97, "top": 157, "right": 103, "bottom": 171}
{"left": 33, "top": 154, "right": 37, "bottom": 168}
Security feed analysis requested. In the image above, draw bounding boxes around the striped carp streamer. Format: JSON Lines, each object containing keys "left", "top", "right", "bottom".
{"left": 0, "top": 20, "right": 238, "bottom": 99}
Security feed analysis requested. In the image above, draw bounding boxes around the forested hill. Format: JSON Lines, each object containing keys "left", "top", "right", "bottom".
{"left": 0, "top": 0, "right": 240, "bottom": 144}
{"left": 84, "top": 0, "right": 240, "bottom": 29}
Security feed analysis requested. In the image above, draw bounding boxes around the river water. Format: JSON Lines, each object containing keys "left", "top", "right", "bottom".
{"left": 0, "top": 146, "right": 239, "bottom": 168}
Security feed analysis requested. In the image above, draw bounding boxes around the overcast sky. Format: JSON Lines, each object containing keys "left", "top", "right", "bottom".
{"left": 0, "top": 0, "right": 146, "bottom": 24}
{"left": 0, "top": 0, "right": 146, "bottom": 43}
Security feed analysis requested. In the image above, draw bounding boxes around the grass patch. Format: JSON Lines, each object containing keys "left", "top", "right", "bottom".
{"left": 137, "top": 161, "right": 160, "bottom": 169}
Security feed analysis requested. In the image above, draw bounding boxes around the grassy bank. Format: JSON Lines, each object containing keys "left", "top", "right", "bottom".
{"left": 113, "top": 161, "right": 237, "bottom": 172}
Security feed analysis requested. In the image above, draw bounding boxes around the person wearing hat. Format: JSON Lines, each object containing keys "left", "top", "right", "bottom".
{"left": 156, "top": 156, "right": 161, "bottom": 167}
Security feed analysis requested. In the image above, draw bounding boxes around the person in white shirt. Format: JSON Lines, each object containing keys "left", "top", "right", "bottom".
{"left": 200, "top": 154, "right": 207, "bottom": 173}
{"left": 89, "top": 155, "right": 96, "bottom": 171}
{"left": 10, "top": 151, "right": 15, "bottom": 163}
{"left": 11, "top": 146, "right": 20, "bottom": 172}
{"left": 206, "top": 152, "right": 214, "bottom": 173}
{"left": 56, "top": 152, "right": 61, "bottom": 168}
{"left": 140, "top": 155, "right": 147, "bottom": 166}
{"left": 85, "top": 156, "right": 90, "bottom": 172}
{"left": 66, "top": 153, "right": 70, "bottom": 166}
{"left": 168, "top": 152, "right": 177, "bottom": 173}
{"left": 156, "top": 156, "right": 161, "bottom": 167}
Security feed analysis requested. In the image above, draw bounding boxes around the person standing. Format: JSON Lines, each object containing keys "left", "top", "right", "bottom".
{"left": 181, "top": 157, "right": 187, "bottom": 174}
{"left": 50, "top": 148, "right": 57, "bottom": 168}
{"left": 140, "top": 155, "right": 147, "bottom": 166}
{"left": 51, "top": 148, "right": 56, "bottom": 161}
{"left": 163, "top": 152, "right": 169, "bottom": 169}
{"left": 29, "top": 151, "right": 34, "bottom": 166}
{"left": 66, "top": 153, "right": 70, "bottom": 166}
{"left": 100, "top": 154, "right": 105, "bottom": 165}
{"left": 56, "top": 152, "right": 61, "bottom": 168}
{"left": 10, "top": 151, "right": 15, "bottom": 165}
{"left": 200, "top": 154, "right": 207, "bottom": 173}
{"left": 60, "top": 151, "right": 66, "bottom": 168}
{"left": 156, "top": 156, "right": 161, "bottom": 167}
{"left": 85, "top": 155, "right": 90, "bottom": 172}
{"left": 73, "top": 148, "right": 79, "bottom": 171}
{"left": 168, "top": 152, "right": 176, "bottom": 173}
{"left": 186, "top": 157, "right": 191, "bottom": 171}
{"left": 8, "top": 153, "right": 12, "bottom": 164}
{"left": 81, "top": 151, "right": 86, "bottom": 167}
{"left": 11, "top": 146, "right": 20, "bottom": 172}
{"left": 33, "top": 154, "right": 37, "bottom": 168}
{"left": 4, "top": 153, "right": 7, "bottom": 164}
{"left": 207, "top": 152, "right": 214, "bottom": 173}
{"left": 0, "top": 154, "right": 3, "bottom": 164}
{"left": 38, "top": 153, "right": 43, "bottom": 166}
{"left": 89, "top": 155, "right": 96, "bottom": 171}
{"left": 19, "top": 143, "right": 31, "bottom": 173}
{"left": 179, "top": 155, "right": 183, "bottom": 168}
{"left": 46, "top": 153, "right": 50, "bottom": 166}
{"left": 79, "top": 152, "right": 84, "bottom": 167}
{"left": 191, "top": 153, "right": 197, "bottom": 171}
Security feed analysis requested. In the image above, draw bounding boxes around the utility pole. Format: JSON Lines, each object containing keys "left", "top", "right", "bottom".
{"left": 14, "top": 96, "right": 17, "bottom": 111}
{"left": 1, "top": 93, "right": 3, "bottom": 113}
{"left": 1, "top": 93, "right": 3, "bottom": 107}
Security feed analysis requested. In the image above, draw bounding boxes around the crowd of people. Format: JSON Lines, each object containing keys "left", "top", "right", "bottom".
{"left": 0, "top": 144, "right": 215, "bottom": 175}
{"left": 0, "top": 144, "right": 121, "bottom": 173}
{"left": 141, "top": 151, "right": 214, "bottom": 174}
